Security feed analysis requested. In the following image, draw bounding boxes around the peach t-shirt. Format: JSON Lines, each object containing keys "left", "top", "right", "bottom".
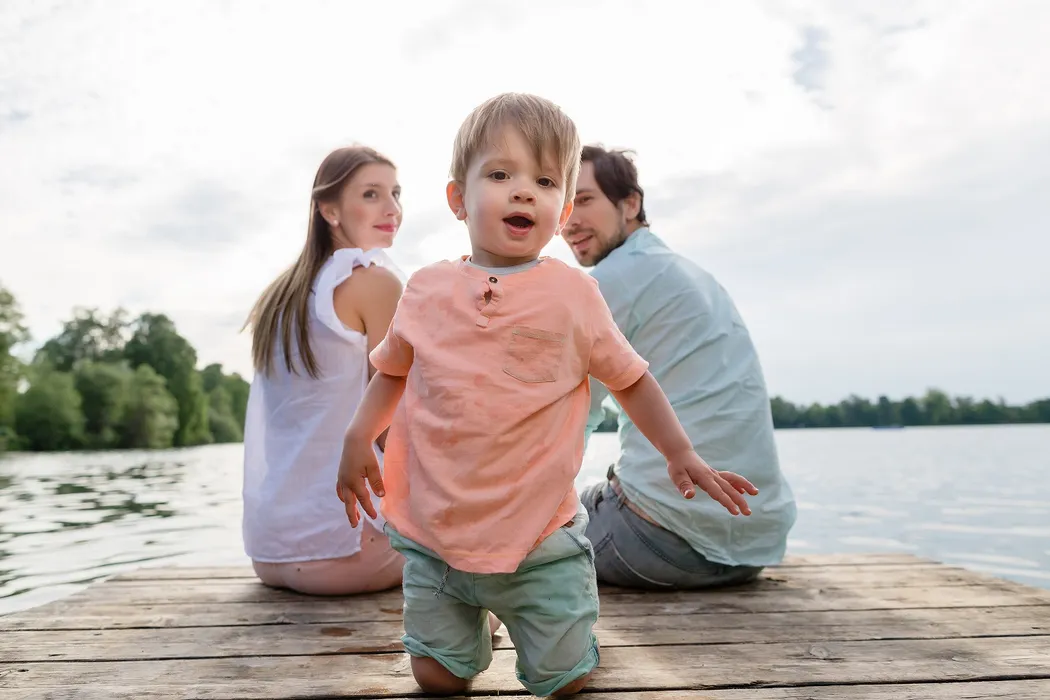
{"left": 370, "top": 256, "right": 649, "bottom": 573}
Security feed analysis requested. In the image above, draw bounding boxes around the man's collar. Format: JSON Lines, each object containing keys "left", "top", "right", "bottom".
{"left": 621, "top": 226, "right": 651, "bottom": 251}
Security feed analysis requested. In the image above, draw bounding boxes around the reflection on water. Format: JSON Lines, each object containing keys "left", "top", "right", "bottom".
{"left": 772, "top": 424, "right": 1050, "bottom": 589}
{"left": 1, "top": 425, "right": 1048, "bottom": 615}
{"left": 0, "top": 446, "right": 245, "bottom": 614}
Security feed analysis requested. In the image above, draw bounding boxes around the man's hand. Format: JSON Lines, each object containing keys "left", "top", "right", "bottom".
{"left": 335, "top": 431, "right": 386, "bottom": 528}
{"left": 667, "top": 450, "right": 758, "bottom": 516}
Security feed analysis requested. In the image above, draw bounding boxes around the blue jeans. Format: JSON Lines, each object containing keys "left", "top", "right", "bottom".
{"left": 579, "top": 470, "right": 763, "bottom": 590}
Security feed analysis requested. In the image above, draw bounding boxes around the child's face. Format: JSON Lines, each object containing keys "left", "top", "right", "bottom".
{"left": 447, "top": 125, "right": 573, "bottom": 267}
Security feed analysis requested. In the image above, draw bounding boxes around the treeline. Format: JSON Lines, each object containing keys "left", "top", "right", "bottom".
{"left": 5, "top": 283, "right": 1047, "bottom": 451}
{"left": 769, "top": 389, "right": 1050, "bottom": 429}
{"left": 1, "top": 283, "right": 248, "bottom": 452}
{"left": 593, "top": 389, "right": 1050, "bottom": 432}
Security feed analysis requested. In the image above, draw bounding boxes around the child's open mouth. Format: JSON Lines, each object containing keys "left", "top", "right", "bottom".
{"left": 503, "top": 215, "right": 534, "bottom": 236}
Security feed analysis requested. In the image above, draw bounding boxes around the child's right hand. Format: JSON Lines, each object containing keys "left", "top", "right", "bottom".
{"left": 335, "top": 431, "right": 386, "bottom": 528}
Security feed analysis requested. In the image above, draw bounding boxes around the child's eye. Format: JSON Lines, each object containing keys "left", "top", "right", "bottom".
{"left": 537, "top": 177, "right": 556, "bottom": 188}
{"left": 489, "top": 171, "right": 509, "bottom": 181}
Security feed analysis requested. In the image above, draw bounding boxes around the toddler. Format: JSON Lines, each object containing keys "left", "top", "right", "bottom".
{"left": 337, "top": 92, "right": 757, "bottom": 697}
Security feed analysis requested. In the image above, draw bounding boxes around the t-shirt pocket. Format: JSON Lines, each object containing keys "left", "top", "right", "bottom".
{"left": 502, "top": 326, "right": 566, "bottom": 383}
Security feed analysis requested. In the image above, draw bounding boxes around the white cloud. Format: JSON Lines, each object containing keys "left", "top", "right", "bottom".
{"left": 0, "top": 0, "right": 1047, "bottom": 404}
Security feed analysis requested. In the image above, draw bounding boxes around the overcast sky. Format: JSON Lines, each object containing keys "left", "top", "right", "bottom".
{"left": 1, "top": 0, "right": 1046, "bottom": 405}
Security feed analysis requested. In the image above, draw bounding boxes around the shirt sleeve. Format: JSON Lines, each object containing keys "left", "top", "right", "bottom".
{"left": 368, "top": 275, "right": 417, "bottom": 377}
{"left": 582, "top": 275, "right": 649, "bottom": 391}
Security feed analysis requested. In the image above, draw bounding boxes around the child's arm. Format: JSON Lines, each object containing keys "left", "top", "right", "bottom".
{"left": 336, "top": 371, "right": 406, "bottom": 527}
{"left": 610, "top": 371, "right": 758, "bottom": 516}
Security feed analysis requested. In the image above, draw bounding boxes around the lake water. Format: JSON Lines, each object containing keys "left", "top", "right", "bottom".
{"left": 1, "top": 424, "right": 1048, "bottom": 615}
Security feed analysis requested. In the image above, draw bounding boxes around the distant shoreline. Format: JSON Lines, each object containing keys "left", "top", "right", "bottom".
{"left": 594, "top": 389, "right": 1050, "bottom": 433}
{"left": 593, "top": 420, "right": 1049, "bottom": 433}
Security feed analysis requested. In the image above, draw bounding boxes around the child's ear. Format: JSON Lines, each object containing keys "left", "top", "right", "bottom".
{"left": 446, "top": 181, "right": 467, "bottom": 221}
{"left": 557, "top": 200, "right": 575, "bottom": 229}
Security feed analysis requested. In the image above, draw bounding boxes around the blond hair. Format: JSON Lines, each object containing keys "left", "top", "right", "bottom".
{"left": 245, "top": 146, "right": 395, "bottom": 379}
{"left": 450, "top": 93, "right": 581, "bottom": 203}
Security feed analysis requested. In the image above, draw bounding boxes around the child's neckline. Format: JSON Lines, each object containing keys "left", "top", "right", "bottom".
{"left": 464, "top": 257, "right": 542, "bottom": 276}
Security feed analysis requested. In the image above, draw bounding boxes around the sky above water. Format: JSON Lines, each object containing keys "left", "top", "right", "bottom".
{"left": 1, "top": 0, "right": 1047, "bottom": 404}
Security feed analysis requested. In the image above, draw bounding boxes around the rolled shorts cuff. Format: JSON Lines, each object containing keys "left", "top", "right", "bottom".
{"left": 518, "top": 635, "right": 600, "bottom": 697}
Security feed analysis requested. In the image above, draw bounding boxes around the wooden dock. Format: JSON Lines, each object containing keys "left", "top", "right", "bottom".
{"left": 1, "top": 553, "right": 1049, "bottom": 698}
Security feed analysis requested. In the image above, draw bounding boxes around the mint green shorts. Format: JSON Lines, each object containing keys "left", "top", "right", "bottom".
{"left": 385, "top": 513, "right": 600, "bottom": 697}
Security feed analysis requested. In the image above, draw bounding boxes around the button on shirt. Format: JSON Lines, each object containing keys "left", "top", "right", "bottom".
{"left": 585, "top": 229, "right": 797, "bottom": 567}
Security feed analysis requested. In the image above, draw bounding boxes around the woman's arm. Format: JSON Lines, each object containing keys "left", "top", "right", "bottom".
{"left": 333, "top": 264, "right": 403, "bottom": 450}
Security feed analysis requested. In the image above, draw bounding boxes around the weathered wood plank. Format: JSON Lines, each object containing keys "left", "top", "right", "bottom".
{"left": 108, "top": 553, "right": 930, "bottom": 581}
{"left": 95, "top": 563, "right": 992, "bottom": 595}
{"left": 3, "top": 637, "right": 1049, "bottom": 698}
{"left": 3, "top": 606, "right": 1048, "bottom": 662}
{"left": 51, "top": 565, "right": 1021, "bottom": 609}
{"left": 9, "top": 682, "right": 1048, "bottom": 700}
{"left": 9, "top": 681, "right": 1047, "bottom": 700}
{"left": 457, "top": 681, "right": 1050, "bottom": 700}
{"left": 6, "top": 582, "right": 1050, "bottom": 631}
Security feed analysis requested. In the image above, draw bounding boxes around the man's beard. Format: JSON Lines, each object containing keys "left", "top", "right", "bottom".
{"left": 588, "top": 222, "right": 631, "bottom": 267}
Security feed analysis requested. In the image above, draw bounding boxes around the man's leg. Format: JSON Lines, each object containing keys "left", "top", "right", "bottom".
{"left": 583, "top": 471, "right": 762, "bottom": 590}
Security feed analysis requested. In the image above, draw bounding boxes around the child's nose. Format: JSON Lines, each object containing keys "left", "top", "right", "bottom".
{"left": 511, "top": 188, "right": 535, "bottom": 204}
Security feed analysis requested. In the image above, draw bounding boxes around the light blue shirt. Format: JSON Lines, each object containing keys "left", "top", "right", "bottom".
{"left": 585, "top": 228, "right": 797, "bottom": 567}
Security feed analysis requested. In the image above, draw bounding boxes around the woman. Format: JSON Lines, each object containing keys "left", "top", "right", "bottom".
{"left": 241, "top": 146, "right": 405, "bottom": 595}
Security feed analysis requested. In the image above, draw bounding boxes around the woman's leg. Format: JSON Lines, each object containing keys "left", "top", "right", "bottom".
{"left": 252, "top": 520, "right": 404, "bottom": 595}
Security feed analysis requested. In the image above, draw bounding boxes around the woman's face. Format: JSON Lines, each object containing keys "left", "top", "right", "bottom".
{"left": 326, "top": 163, "right": 402, "bottom": 251}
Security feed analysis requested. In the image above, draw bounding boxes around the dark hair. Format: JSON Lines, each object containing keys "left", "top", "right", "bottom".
{"left": 580, "top": 144, "right": 648, "bottom": 226}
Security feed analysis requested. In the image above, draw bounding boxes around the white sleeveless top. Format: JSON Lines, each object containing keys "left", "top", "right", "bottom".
{"left": 241, "top": 248, "right": 398, "bottom": 562}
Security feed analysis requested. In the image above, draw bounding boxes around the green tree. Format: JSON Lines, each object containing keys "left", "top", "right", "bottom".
{"left": 769, "top": 389, "right": 1049, "bottom": 430}
{"left": 14, "top": 367, "right": 84, "bottom": 450}
{"left": 200, "top": 363, "right": 225, "bottom": 393}
{"left": 74, "top": 361, "right": 131, "bottom": 448}
{"left": 800, "top": 403, "right": 828, "bottom": 428}
{"left": 839, "top": 395, "right": 876, "bottom": 427}
{"left": 770, "top": 396, "right": 800, "bottom": 428}
{"left": 899, "top": 397, "right": 923, "bottom": 426}
{"left": 1028, "top": 399, "right": 1050, "bottom": 422}
{"left": 36, "top": 307, "right": 128, "bottom": 372}
{"left": 201, "top": 362, "right": 250, "bottom": 431}
{"left": 921, "top": 389, "right": 954, "bottom": 425}
{"left": 0, "top": 284, "right": 30, "bottom": 449}
{"left": 207, "top": 385, "right": 243, "bottom": 443}
{"left": 876, "top": 395, "right": 901, "bottom": 426}
{"left": 123, "top": 313, "right": 211, "bottom": 446}
{"left": 225, "top": 372, "right": 249, "bottom": 428}
{"left": 119, "top": 364, "right": 179, "bottom": 449}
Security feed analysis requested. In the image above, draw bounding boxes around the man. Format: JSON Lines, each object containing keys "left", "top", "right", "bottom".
{"left": 564, "top": 145, "right": 797, "bottom": 589}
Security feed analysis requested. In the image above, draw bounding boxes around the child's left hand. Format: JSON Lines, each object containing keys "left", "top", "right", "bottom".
{"left": 667, "top": 451, "right": 758, "bottom": 515}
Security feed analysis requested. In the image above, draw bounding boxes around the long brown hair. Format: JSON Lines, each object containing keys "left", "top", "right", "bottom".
{"left": 245, "top": 146, "right": 395, "bottom": 379}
